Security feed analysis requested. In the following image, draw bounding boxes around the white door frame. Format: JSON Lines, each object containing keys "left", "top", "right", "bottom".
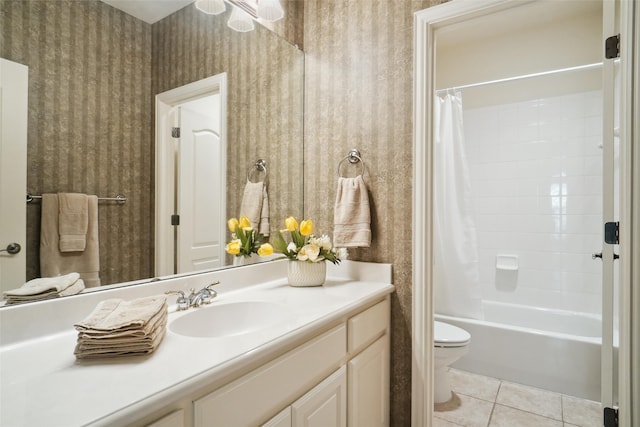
{"left": 155, "top": 73, "right": 227, "bottom": 277}
{"left": 412, "top": 1, "right": 637, "bottom": 425}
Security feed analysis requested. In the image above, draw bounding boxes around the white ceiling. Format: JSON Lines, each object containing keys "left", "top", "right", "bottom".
{"left": 101, "top": 0, "right": 194, "bottom": 24}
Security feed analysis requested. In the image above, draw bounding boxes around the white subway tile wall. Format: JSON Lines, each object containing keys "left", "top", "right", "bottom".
{"left": 464, "top": 90, "right": 603, "bottom": 315}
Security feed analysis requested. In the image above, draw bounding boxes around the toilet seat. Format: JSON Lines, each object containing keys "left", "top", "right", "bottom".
{"left": 434, "top": 321, "right": 470, "bottom": 347}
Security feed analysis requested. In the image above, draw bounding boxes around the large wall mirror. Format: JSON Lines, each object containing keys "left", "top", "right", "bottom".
{"left": 0, "top": 0, "right": 304, "bottom": 301}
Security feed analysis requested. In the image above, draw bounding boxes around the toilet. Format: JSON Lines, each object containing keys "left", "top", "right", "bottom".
{"left": 434, "top": 321, "right": 471, "bottom": 404}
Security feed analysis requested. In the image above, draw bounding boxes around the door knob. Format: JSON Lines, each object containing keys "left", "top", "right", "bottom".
{"left": 0, "top": 243, "right": 21, "bottom": 255}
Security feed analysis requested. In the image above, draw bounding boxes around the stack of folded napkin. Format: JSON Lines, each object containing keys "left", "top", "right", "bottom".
{"left": 73, "top": 294, "right": 168, "bottom": 359}
{"left": 2, "top": 272, "right": 85, "bottom": 304}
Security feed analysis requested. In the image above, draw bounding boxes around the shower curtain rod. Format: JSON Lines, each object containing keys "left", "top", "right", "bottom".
{"left": 435, "top": 62, "right": 603, "bottom": 94}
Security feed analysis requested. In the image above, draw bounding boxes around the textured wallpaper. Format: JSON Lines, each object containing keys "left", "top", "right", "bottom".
{"left": 303, "top": 1, "right": 441, "bottom": 424}
{"left": 1, "top": 0, "right": 154, "bottom": 286}
{"left": 152, "top": 4, "right": 304, "bottom": 240}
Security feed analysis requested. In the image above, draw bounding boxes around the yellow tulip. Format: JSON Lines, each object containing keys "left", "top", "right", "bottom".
{"left": 225, "top": 240, "right": 241, "bottom": 255}
{"left": 239, "top": 215, "right": 251, "bottom": 228}
{"left": 257, "top": 243, "right": 274, "bottom": 257}
{"left": 299, "top": 219, "right": 313, "bottom": 236}
{"left": 227, "top": 218, "right": 239, "bottom": 232}
{"left": 285, "top": 216, "right": 298, "bottom": 231}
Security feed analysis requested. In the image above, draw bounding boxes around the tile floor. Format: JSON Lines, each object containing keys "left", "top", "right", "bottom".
{"left": 434, "top": 368, "right": 602, "bottom": 427}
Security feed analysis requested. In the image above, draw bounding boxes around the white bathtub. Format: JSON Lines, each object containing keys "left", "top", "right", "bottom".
{"left": 436, "top": 300, "right": 602, "bottom": 401}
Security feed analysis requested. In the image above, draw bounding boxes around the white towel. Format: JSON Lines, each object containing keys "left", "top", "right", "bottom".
{"left": 58, "top": 193, "right": 88, "bottom": 252}
{"left": 333, "top": 175, "right": 371, "bottom": 248}
{"left": 240, "top": 180, "right": 270, "bottom": 236}
{"left": 40, "top": 194, "right": 101, "bottom": 287}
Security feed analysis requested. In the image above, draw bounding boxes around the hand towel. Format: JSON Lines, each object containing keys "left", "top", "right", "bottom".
{"left": 333, "top": 175, "right": 372, "bottom": 248}
{"left": 74, "top": 321, "right": 166, "bottom": 359}
{"left": 260, "top": 186, "right": 270, "bottom": 236}
{"left": 73, "top": 295, "right": 168, "bottom": 359}
{"left": 240, "top": 180, "right": 264, "bottom": 231}
{"left": 40, "top": 194, "right": 101, "bottom": 287}
{"left": 58, "top": 193, "right": 88, "bottom": 252}
{"left": 74, "top": 295, "right": 167, "bottom": 333}
{"left": 3, "top": 272, "right": 80, "bottom": 296}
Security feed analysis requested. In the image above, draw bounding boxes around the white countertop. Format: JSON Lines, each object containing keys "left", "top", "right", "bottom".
{"left": 0, "top": 261, "right": 393, "bottom": 426}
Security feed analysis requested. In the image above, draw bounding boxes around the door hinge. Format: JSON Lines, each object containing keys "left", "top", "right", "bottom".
{"left": 604, "top": 222, "right": 619, "bottom": 245}
{"left": 171, "top": 214, "right": 180, "bottom": 226}
{"left": 605, "top": 34, "right": 620, "bottom": 59}
{"left": 604, "top": 407, "right": 619, "bottom": 427}
{"left": 171, "top": 127, "right": 181, "bottom": 138}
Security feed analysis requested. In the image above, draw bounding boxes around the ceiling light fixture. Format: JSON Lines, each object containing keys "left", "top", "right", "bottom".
{"left": 195, "top": 0, "right": 285, "bottom": 32}
{"left": 227, "top": 6, "right": 255, "bottom": 32}
{"left": 194, "top": 0, "right": 226, "bottom": 15}
{"left": 256, "top": 0, "right": 284, "bottom": 22}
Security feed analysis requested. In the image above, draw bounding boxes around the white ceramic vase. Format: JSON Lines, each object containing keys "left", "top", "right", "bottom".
{"left": 233, "top": 255, "right": 256, "bottom": 266}
{"left": 287, "top": 260, "right": 327, "bottom": 287}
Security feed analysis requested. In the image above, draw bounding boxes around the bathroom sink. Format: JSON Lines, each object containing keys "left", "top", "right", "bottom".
{"left": 169, "top": 301, "right": 292, "bottom": 338}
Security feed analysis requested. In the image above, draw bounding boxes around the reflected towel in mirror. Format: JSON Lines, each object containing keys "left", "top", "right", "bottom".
{"left": 40, "top": 194, "right": 101, "bottom": 286}
{"left": 240, "top": 180, "right": 270, "bottom": 236}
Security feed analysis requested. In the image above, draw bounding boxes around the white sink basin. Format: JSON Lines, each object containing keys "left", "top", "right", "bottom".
{"left": 169, "top": 301, "right": 292, "bottom": 338}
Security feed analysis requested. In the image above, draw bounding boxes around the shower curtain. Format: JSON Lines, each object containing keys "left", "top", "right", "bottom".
{"left": 433, "top": 92, "right": 483, "bottom": 319}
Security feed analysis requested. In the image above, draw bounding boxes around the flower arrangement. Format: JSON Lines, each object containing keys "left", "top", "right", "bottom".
{"left": 225, "top": 215, "right": 274, "bottom": 257}
{"left": 272, "top": 216, "right": 342, "bottom": 264}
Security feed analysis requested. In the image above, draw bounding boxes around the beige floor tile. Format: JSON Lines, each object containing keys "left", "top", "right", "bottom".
{"left": 496, "top": 381, "right": 563, "bottom": 420}
{"left": 562, "top": 395, "right": 601, "bottom": 427}
{"left": 489, "top": 404, "right": 563, "bottom": 427}
{"left": 433, "top": 415, "right": 465, "bottom": 427}
{"left": 449, "top": 368, "right": 501, "bottom": 402}
{"left": 434, "top": 392, "right": 494, "bottom": 427}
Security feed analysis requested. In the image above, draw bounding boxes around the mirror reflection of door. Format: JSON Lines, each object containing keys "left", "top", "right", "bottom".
{"left": 155, "top": 73, "right": 227, "bottom": 277}
{"left": 0, "top": 58, "right": 28, "bottom": 292}
{"left": 176, "top": 95, "right": 224, "bottom": 274}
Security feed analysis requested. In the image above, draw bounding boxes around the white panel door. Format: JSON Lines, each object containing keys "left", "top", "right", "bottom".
{"left": 177, "top": 99, "right": 224, "bottom": 273}
{"left": 291, "top": 366, "right": 347, "bottom": 427}
{"left": 0, "top": 58, "right": 28, "bottom": 292}
{"left": 347, "top": 335, "right": 390, "bottom": 427}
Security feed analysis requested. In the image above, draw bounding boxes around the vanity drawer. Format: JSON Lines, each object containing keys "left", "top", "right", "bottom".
{"left": 193, "top": 323, "right": 347, "bottom": 426}
{"left": 347, "top": 298, "right": 389, "bottom": 354}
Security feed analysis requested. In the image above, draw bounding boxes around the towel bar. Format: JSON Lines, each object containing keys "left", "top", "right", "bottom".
{"left": 26, "top": 193, "right": 127, "bottom": 203}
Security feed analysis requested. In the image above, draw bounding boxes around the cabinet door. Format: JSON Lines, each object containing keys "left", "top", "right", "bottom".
{"left": 145, "top": 409, "right": 184, "bottom": 427}
{"left": 348, "top": 335, "right": 389, "bottom": 427}
{"left": 291, "top": 366, "right": 347, "bottom": 427}
{"left": 262, "top": 407, "right": 292, "bottom": 427}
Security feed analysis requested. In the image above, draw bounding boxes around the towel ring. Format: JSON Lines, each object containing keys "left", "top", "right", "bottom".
{"left": 337, "top": 149, "right": 365, "bottom": 177}
{"left": 247, "top": 159, "right": 268, "bottom": 183}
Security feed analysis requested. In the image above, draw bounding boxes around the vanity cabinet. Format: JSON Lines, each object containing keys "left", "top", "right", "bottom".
{"left": 260, "top": 365, "right": 347, "bottom": 427}
{"left": 143, "top": 297, "right": 389, "bottom": 427}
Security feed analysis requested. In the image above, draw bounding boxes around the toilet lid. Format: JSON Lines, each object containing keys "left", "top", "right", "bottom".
{"left": 434, "top": 321, "right": 470, "bottom": 347}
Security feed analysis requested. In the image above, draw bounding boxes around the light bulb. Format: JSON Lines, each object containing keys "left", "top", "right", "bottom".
{"left": 195, "top": 0, "right": 226, "bottom": 15}
{"left": 227, "top": 6, "right": 255, "bottom": 32}
{"left": 257, "top": 0, "right": 284, "bottom": 22}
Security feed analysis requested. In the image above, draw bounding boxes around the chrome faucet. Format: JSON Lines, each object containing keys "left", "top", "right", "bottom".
{"left": 166, "top": 281, "right": 220, "bottom": 310}
{"left": 165, "top": 290, "right": 190, "bottom": 311}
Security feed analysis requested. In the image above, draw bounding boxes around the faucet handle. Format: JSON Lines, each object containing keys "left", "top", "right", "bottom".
{"left": 198, "top": 281, "right": 220, "bottom": 305}
{"left": 205, "top": 281, "right": 221, "bottom": 290}
{"left": 165, "top": 290, "right": 189, "bottom": 311}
